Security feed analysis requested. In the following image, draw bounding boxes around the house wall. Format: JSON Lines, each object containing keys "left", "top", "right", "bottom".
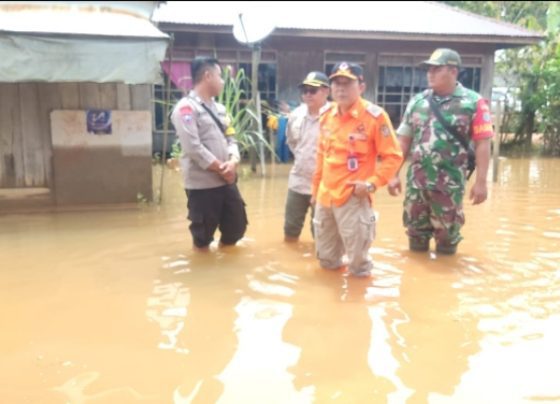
{"left": 0, "top": 82, "right": 153, "bottom": 205}
{"left": 162, "top": 30, "right": 495, "bottom": 105}
{"left": 50, "top": 109, "right": 152, "bottom": 205}
{"left": 154, "top": 30, "right": 495, "bottom": 153}
{"left": 273, "top": 36, "right": 494, "bottom": 98}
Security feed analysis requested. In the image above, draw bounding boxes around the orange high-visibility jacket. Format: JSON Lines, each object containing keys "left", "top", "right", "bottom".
{"left": 312, "top": 98, "right": 403, "bottom": 207}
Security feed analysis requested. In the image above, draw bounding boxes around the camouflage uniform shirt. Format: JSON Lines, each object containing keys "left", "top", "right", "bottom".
{"left": 396, "top": 83, "right": 493, "bottom": 192}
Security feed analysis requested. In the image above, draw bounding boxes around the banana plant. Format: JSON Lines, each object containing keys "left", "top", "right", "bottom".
{"left": 218, "top": 65, "right": 276, "bottom": 157}
{"left": 168, "top": 65, "right": 275, "bottom": 160}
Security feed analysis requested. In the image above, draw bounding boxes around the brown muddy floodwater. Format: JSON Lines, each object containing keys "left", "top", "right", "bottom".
{"left": 1, "top": 158, "right": 559, "bottom": 404}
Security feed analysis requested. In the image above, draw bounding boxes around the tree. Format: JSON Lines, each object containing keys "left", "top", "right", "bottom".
{"left": 441, "top": 1, "right": 560, "bottom": 156}
{"left": 539, "top": 2, "right": 560, "bottom": 156}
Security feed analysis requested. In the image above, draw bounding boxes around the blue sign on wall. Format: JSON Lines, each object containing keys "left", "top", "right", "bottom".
{"left": 86, "top": 110, "right": 112, "bottom": 135}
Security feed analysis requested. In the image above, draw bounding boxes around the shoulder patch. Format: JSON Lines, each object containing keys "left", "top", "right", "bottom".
{"left": 179, "top": 105, "right": 194, "bottom": 124}
{"left": 180, "top": 105, "right": 193, "bottom": 115}
{"left": 365, "top": 103, "right": 383, "bottom": 118}
{"left": 381, "top": 124, "right": 392, "bottom": 137}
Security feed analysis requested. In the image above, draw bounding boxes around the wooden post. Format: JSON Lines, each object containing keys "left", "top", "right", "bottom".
{"left": 249, "top": 45, "right": 260, "bottom": 173}
{"left": 256, "top": 92, "right": 265, "bottom": 175}
{"left": 158, "top": 34, "right": 174, "bottom": 204}
{"left": 269, "top": 126, "right": 276, "bottom": 169}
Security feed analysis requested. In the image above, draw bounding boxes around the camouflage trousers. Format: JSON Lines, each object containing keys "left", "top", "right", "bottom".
{"left": 403, "top": 187, "right": 465, "bottom": 247}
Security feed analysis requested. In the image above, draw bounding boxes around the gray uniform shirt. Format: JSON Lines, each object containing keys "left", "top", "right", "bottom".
{"left": 286, "top": 103, "right": 328, "bottom": 195}
{"left": 171, "top": 91, "right": 240, "bottom": 190}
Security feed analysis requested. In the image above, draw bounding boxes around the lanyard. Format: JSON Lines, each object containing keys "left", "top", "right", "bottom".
{"left": 348, "top": 134, "right": 357, "bottom": 156}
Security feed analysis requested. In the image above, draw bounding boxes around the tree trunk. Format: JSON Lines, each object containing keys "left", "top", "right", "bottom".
{"left": 524, "top": 111, "right": 535, "bottom": 151}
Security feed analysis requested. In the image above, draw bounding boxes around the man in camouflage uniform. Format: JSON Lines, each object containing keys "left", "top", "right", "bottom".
{"left": 388, "top": 49, "right": 493, "bottom": 255}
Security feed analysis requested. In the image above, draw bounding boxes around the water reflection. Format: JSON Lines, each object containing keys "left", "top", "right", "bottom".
{"left": 282, "top": 266, "right": 396, "bottom": 402}
{"left": 0, "top": 158, "right": 559, "bottom": 403}
{"left": 146, "top": 256, "right": 190, "bottom": 354}
{"left": 53, "top": 371, "right": 154, "bottom": 403}
{"left": 148, "top": 252, "right": 243, "bottom": 403}
{"left": 390, "top": 254, "right": 482, "bottom": 403}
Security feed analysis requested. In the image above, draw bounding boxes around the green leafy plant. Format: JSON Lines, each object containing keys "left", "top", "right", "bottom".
{"left": 218, "top": 65, "right": 276, "bottom": 157}
{"left": 156, "top": 65, "right": 277, "bottom": 163}
{"left": 170, "top": 138, "right": 182, "bottom": 159}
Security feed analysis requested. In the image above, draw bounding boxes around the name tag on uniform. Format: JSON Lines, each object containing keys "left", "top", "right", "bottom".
{"left": 347, "top": 155, "right": 359, "bottom": 171}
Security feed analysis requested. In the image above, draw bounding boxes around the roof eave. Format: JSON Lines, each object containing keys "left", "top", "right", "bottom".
{"left": 0, "top": 29, "right": 169, "bottom": 40}
{"left": 275, "top": 28, "right": 544, "bottom": 47}
{"left": 157, "top": 23, "right": 543, "bottom": 48}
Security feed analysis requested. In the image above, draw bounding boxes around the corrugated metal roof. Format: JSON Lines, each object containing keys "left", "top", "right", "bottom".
{"left": 0, "top": 2, "right": 168, "bottom": 38}
{"left": 152, "top": 1, "right": 542, "bottom": 41}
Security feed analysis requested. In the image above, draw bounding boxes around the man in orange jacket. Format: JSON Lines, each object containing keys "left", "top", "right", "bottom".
{"left": 312, "top": 62, "right": 403, "bottom": 277}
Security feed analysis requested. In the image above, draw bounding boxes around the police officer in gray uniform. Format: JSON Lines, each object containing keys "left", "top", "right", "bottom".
{"left": 171, "top": 57, "right": 248, "bottom": 251}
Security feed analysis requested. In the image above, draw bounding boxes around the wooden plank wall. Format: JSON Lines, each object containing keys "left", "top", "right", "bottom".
{"left": 277, "top": 49, "right": 324, "bottom": 103}
{"left": 0, "top": 83, "right": 151, "bottom": 188}
{"left": 170, "top": 31, "right": 495, "bottom": 106}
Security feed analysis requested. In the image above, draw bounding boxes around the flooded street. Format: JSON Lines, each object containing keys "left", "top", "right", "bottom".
{"left": 1, "top": 158, "right": 559, "bottom": 404}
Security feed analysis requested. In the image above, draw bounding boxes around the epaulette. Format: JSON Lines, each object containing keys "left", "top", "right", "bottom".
{"left": 365, "top": 102, "right": 383, "bottom": 118}
{"left": 421, "top": 89, "right": 432, "bottom": 99}
{"left": 184, "top": 95, "right": 203, "bottom": 113}
{"left": 405, "top": 90, "right": 430, "bottom": 110}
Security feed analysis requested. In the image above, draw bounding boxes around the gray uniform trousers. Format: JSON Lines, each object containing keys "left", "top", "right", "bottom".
{"left": 313, "top": 195, "right": 376, "bottom": 276}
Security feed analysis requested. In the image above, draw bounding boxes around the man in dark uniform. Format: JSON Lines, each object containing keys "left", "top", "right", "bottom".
{"left": 171, "top": 57, "right": 248, "bottom": 251}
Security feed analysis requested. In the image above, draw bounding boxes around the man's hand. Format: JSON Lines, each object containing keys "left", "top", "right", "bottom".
{"left": 208, "top": 159, "right": 223, "bottom": 174}
{"left": 219, "top": 160, "right": 237, "bottom": 184}
{"left": 469, "top": 180, "right": 487, "bottom": 205}
{"left": 387, "top": 177, "right": 402, "bottom": 196}
{"left": 348, "top": 181, "right": 371, "bottom": 198}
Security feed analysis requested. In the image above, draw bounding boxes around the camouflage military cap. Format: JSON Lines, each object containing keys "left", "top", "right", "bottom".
{"left": 420, "top": 48, "right": 462, "bottom": 68}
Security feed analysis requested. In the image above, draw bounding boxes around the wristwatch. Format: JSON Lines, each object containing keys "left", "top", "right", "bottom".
{"left": 366, "top": 182, "right": 376, "bottom": 193}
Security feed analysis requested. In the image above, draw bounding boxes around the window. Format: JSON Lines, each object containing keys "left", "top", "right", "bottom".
{"left": 153, "top": 83, "right": 184, "bottom": 133}
{"left": 377, "top": 65, "right": 427, "bottom": 127}
{"left": 163, "top": 48, "right": 278, "bottom": 102}
{"left": 458, "top": 67, "right": 481, "bottom": 92}
{"left": 153, "top": 48, "right": 278, "bottom": 138}
{"left": 377, "top": 54, "right": 483, "bottom": 127}
{"left": 238, "top": 62, "right": 277, "bottom": 102}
